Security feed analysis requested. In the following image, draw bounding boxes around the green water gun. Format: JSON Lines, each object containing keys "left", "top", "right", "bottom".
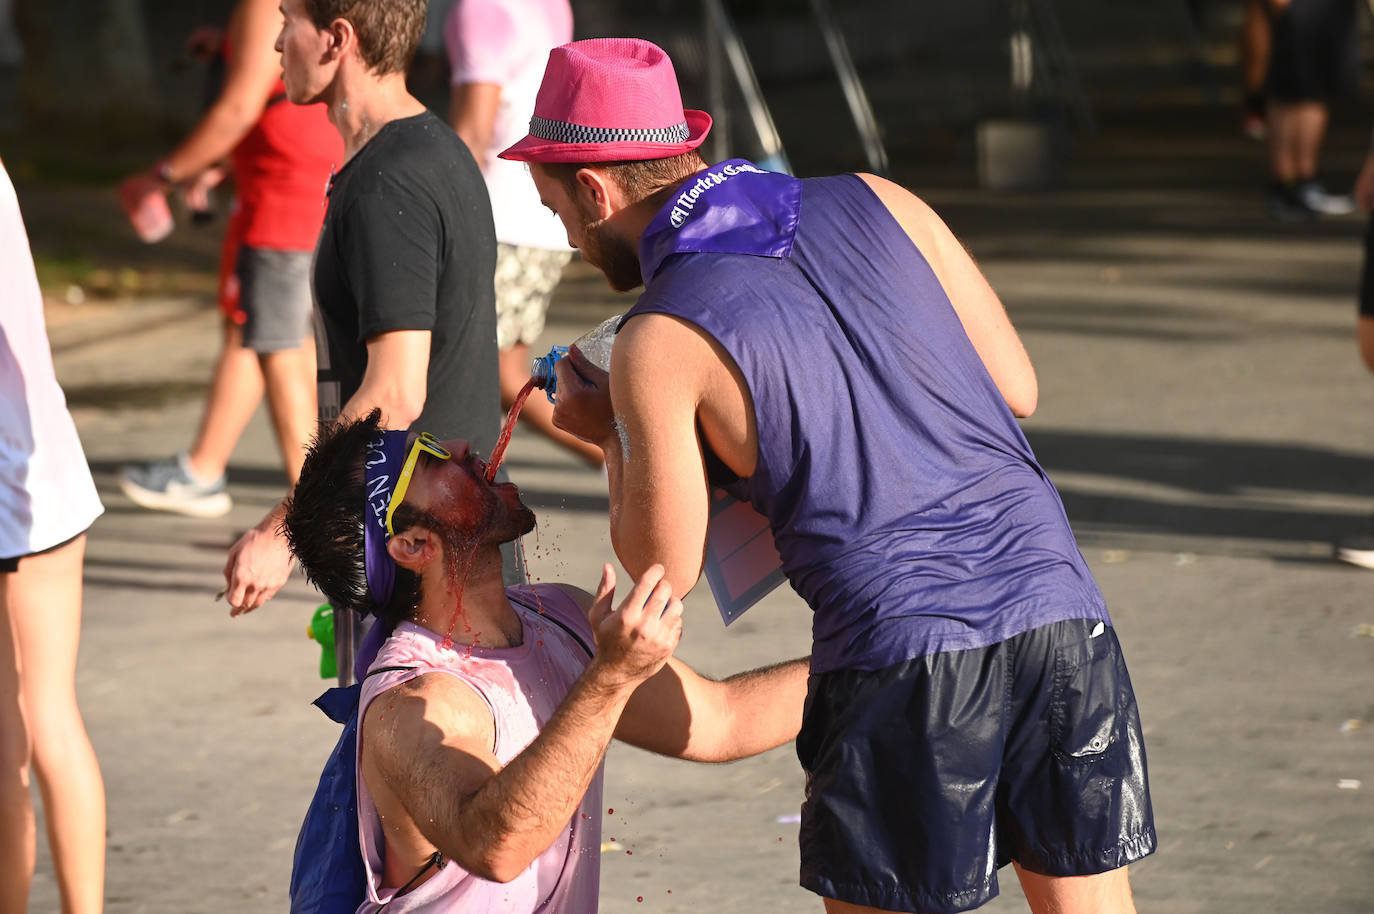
{"left": 306, "top": 604, "right": 336, "bottom": 680}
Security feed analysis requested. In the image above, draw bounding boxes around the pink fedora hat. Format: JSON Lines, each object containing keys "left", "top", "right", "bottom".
{"left": 499, "top": 38, "right": 711, "bottom": 164}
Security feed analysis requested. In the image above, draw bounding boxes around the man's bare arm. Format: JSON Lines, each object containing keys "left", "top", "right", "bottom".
{"left": 552, "top": 581, "right": 808, "bottom": 762}
{"left": 223, "top": 330, "right": 430, "bottom": 614}
{"left": 600, "top": 314, "right": 729, "bottom": 596}
{"left": 368, "top": 667, "right": 639, "bottom": 882}
{"left": 124, "top": 0, "right": 279, "bottom": 198}
{"left": 341, "top": 330, "right": 431, "bottom": 427}
{"left": 614, "top": 655, "right": 810, "bottom": 762}
{"left": 448, "top": 82, "right": 501, "bottom": 167}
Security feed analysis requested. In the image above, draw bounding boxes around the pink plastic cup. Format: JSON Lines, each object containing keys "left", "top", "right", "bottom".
{"left": 118, "top": 181, "right": 174, "bottom": 244}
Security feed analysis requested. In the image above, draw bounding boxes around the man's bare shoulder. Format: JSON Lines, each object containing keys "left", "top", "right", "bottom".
{"left": 854, "top": 173, "right": 943, "bottom": 238}
{"left": 361, "top": 671, "right": 497, "bottom": 763}
{"left": 616, "top": 312, "right": 729, "bottom": 389}
{"left": 617, "top": 311, "right": 713, "bottom": 352}
{"left": 854, "top": 172, "right": 969, "bottom": 273}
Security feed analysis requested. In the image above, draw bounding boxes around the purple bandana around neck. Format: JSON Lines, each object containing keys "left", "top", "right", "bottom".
{"left": 362, "top": 429, "right": 410, "bottom": 610}
{"left": 638, "top": 159, "right": 802, "bottom": 285}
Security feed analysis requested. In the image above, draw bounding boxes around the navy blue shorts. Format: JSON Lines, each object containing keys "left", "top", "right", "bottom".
{"left": 797, "top": 618, "right": 1156, "bottom": 914}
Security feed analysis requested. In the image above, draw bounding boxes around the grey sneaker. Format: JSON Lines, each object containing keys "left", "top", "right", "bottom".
{"left": 117, "top": 454, "right": 232, "bottom": 518}
{"left": 1336, "top": 532, "right": 1374, "bottom": 570}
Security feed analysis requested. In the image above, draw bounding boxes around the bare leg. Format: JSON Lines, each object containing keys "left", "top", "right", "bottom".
{"left": 1357, "top": 315, "right": 1374, "bottom": 375}
{"left": 500, "top": 343, "right": 604, "bottom": 468}
{"left": 0, "top": 564, "right": 36, "bottom": 914}
{"left": 1289, "top": 100, "right": 1328, "bottom": 181}
{"left": 258, "top": 335, "right": 317, "bottom": 487}
{"left": 1240, "top": 0, "right": 1271, "bottom": 98}
{"left": 186, "top": 319, "right": 266, "bottom": 481}
{"left": 1268, "top": 100, "right": 1328, "bottom": 183}
{"left": 1015, "top": 862, "right": 1135, "bottom": 914}
{"left": 1268, "top": 101, "right": 1301, "bottom": 182}
{"left": 7, "top": 536, "right": 105, "bottom": 914}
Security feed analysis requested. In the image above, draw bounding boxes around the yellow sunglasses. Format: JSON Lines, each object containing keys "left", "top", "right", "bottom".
{"left": 384, "top": 432, "right": 452, "bottom": 536}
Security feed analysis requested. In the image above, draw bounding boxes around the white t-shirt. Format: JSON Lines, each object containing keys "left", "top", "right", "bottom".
{"left": 445, "top": 0, "right": 573, "bottom": 251}
{"left": 0, "top": 160, "right": 103, "bottom": 558}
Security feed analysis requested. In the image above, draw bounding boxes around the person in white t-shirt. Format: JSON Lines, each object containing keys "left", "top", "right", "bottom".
{"left": 444, "top": 0, "right": 603, "bottom": 468}
{"left": 0, "top": 158, "right": 106, "bottom": 913}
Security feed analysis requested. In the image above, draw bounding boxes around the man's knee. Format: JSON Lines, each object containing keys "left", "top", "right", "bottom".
{"left": 1014, "top": 863, "right": 1135, "bottom": 914}
{"left": 0, "top": 691, "right": 32, "bottom": 775}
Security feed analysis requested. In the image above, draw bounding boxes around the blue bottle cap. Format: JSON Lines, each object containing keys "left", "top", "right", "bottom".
{"left": 530, "top": 345, "right": 569, "bottom": 403}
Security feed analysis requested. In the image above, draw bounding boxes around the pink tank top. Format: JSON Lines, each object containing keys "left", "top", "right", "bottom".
{"left": 355, "top": 585, "right": 602, "bottom": 913}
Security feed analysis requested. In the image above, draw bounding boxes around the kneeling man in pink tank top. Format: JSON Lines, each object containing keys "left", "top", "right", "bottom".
{"left": 283, "top": 409, "right": 808, "bottom": 912}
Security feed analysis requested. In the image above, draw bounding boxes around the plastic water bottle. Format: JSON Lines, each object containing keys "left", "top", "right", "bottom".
{"left": 306, "top": 604, "right": 336, "bottom": 680}
{"left": 570, "top": 313, "right": 622, "bottom": 372}
{"left": 529, "top": 314, "right": 623, "bottom": 402}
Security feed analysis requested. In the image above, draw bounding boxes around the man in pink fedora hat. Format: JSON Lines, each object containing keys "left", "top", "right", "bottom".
{"left": 503, "top": 37, "right": 1156, "bottom": 914}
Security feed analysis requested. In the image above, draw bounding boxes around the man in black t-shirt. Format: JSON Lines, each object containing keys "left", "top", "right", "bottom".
{"left": 312, "top": 113, "right": 500, "bottom": 446}
{"left": 223, "top": 0, "right": 518, "bottom": 626}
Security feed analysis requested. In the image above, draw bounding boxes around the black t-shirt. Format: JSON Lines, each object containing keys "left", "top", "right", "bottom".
{"left": 313, "top": 110, "right": 501, "bottom": 455}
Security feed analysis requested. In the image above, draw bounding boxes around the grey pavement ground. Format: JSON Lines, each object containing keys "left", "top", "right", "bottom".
{"left": 19, "top": 106, "right": 1374, "bottom": 912}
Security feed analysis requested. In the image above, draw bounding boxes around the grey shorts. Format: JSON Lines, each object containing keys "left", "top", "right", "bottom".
{"left": 494, "top": 242, "right": 572, "bottom": 349}
{"left": 237, "top": 246, "right": 314, "bottom": 353}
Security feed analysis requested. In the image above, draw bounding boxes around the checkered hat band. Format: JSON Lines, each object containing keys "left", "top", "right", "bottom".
{"left": 528, "top": 114, "right": 690, "bottom": 146}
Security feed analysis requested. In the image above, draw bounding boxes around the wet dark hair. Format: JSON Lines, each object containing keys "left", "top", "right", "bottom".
{"left": 542, "top": 150, "right": 708, "bottom": 207}
{"left": 303, "top": 0, "right": 426, "bottom": 76}
{"left": 282, "top": 410, "right": 422, "bottom": 627}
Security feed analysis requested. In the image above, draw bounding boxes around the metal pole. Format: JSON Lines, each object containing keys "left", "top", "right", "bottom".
{"left": 704, "top": 0, "right": 791, "bottom": 174}
{"left": 704, "top": 0, "right": 729, "bottom": 164}
{"left": 333, "top": 606, "right": 356, "bottom": 688}
{"left": 1029, "top": 0, "right": 1095, "bottom": 134}
{"left": 809, "top": 0, "right": 889, "bottom": 177}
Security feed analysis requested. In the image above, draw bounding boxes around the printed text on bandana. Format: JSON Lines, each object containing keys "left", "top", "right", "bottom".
{"left": 364, "top": 434, "right": 391, "bottom": 530}
{"left": 669, "top": 162, "right": 767, "bottom": 229}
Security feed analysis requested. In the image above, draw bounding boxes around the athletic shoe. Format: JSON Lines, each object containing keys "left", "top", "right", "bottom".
{"left": 1296, "top": 180, "right": 1355, "bottom": 216}
{"left": 1336, "top": 532, "right": 1374, "bottom": 570}
{"left": 1267, "top": 184, "right": 1317, "bottom": 223}
{"left": 117, "top": 454, "right": 232, "bottom": 518}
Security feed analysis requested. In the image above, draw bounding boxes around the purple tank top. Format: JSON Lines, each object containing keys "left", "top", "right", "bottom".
{"left": 630, "top": 160, "right": 1108, "bottom": 674}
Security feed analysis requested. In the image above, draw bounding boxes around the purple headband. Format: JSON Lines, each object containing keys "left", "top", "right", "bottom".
{"left": 362, "top": 430, "right": 410, "bottom": 609}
